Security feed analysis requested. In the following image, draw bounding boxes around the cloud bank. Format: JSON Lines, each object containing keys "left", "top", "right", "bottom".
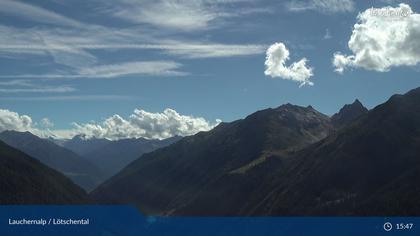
{"left": 0, "top": 108, "right": 220, "bottom": 140}
{"left": 264, "top": 42, "right": 314, "bottom": 87}
{"left": 71, "top": 108, "right": 221, "bottom": 140}
{"left": 333, "top": 4, "right": 420, "bottom": 73}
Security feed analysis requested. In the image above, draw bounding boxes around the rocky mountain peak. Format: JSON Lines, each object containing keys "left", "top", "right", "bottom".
{"left": 331, "top": 99, "right": 368, "bottom": 127}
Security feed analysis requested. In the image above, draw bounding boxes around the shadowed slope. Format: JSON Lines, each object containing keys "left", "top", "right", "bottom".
{"left": 0, "top": 140, "right": 89, "bottom": 204}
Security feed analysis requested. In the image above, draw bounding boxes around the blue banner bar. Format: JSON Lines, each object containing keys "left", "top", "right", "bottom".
{"left": 0, "top": 206, "right": 418, "bottom": 236}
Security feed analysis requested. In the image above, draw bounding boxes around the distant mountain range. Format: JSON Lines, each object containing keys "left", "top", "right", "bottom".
{"left": 0, "top": 140, "right": 88, "bottom": 204}
{"left": 61, "top": 135, "right": 182, "bottom": 180}
{"left": 58, "top": 135, "right": 111, "bottom": 157}
{"left": 91, "top": 87, "right": 420, "bottom": 216}
{"left": 0, "top": 130, "right": 181, "bottom": 192}
{"left": 0, "top": 131, "right": 104, "bottom": 191}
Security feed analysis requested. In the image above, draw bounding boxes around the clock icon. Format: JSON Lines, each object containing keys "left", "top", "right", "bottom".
{"left": 384, "top": 222, "right": 393, "bottom": 232}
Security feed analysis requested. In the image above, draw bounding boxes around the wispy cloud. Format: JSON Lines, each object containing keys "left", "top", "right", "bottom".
{"left": 0, "top": 0, "right": 267, "bottom": 90}
{"left": 0, "top": 24, "right": 266, "bottom": 72}
{"left": 77, "top": 61, "right": 187, "bottom": 78}
{"left": 0, "top": 79, "right": 34, "bottom": 86}
{"left": 286, "top": 0, "right": 355, "bottom": 14}
{"left": 0, "top": 0, "right": 85, "bottom": 28}
{"left": 0, "top": 25, "right": 98, "bottom": 69}
{"left": 0, "top": 61, "right": 186, "bottom": 79}
{"left": 0, "top": 86, "right": 76, "bottom": 93}
{"left": 0, "top": 79, "right": 76, "bottom": 93}
{"left": 157, "top": 41, "right": 267, "bottom": 58}
{"left": 107, "top": 0, "right": 269, "bottom": 31}
{"left": 323, "top": 28, "right": 332, "bottom": 39}
{"left": 0, "top": 32, "right": 266, "bottom": 59}
{"left": 1, "top": 95, "right": 136, "bottom": 101}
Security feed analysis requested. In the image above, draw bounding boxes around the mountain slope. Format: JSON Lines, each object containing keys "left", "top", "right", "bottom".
{"left": 0, "top": 131, "right": 103, "bottom": 191}
{"left": 0, "top": 140, "right": 88, "bottom": 204}
{"left": 84, "top": 136, "right": 182, "bottom": 179}
{"left": 91, "top": 104, "right": 334, "bottom": 214}
{"left": 62, "top": 136, "right": 182, "bottom": 180}
{"left": 248, "top": 88, "right": 420, "bottom": 215}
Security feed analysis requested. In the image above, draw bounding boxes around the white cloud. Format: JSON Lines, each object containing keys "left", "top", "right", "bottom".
{"left": 71, "top": 108, "right": 221, "bottom": 140}
{"left": 0, "top": 110, "right": 55, "bottom": 137}
{"left": 333, "top": 4, "right": 420, "bottom": 73}
{"left": 0, "top": 110, "right": 59, "bottom": 138}
{"left": 0, "top": 107, "right": 220, "bottom": 140}
{"left": 264, "top": 42, "right": 314, "bottom": 87}
{"left": 0, "top": 109, "right": 34, "bottom": 133}
{"left": 40, "top": 118, "right": 54, "bottom": 129}
{"left": 287, "top": 0, "right": 354, "bottom": 14}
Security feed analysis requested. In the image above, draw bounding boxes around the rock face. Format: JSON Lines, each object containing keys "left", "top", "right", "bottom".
{"left": 0, "top": 140, "right": 89, "bottom": 204}
{"left": 0, "top": 131, "right": 103, "bottom": 191}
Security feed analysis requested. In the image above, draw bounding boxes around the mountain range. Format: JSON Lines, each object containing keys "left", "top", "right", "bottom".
{"left": 1, "top": 87, "right": 419, "bottom": 215}
{"left": 91, "top": 87, "right": 420, "bottom": 216}
{"left": 0, "top": 130, "right": 181, "bottom": 192}
{"left": 0, "top": 131, "right": 103, "bottom": 191}
{"left": 61, "top": 135, "right": 182, "bottom": 180}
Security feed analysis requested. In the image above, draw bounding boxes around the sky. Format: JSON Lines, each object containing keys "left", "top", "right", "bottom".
{"left": 0, "top": 0, "right": 419, "bottom": 140}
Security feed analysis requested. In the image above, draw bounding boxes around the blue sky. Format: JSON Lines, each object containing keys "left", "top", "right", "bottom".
{"left": 0, "top": 0, "right": 419, "bottom": 139}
